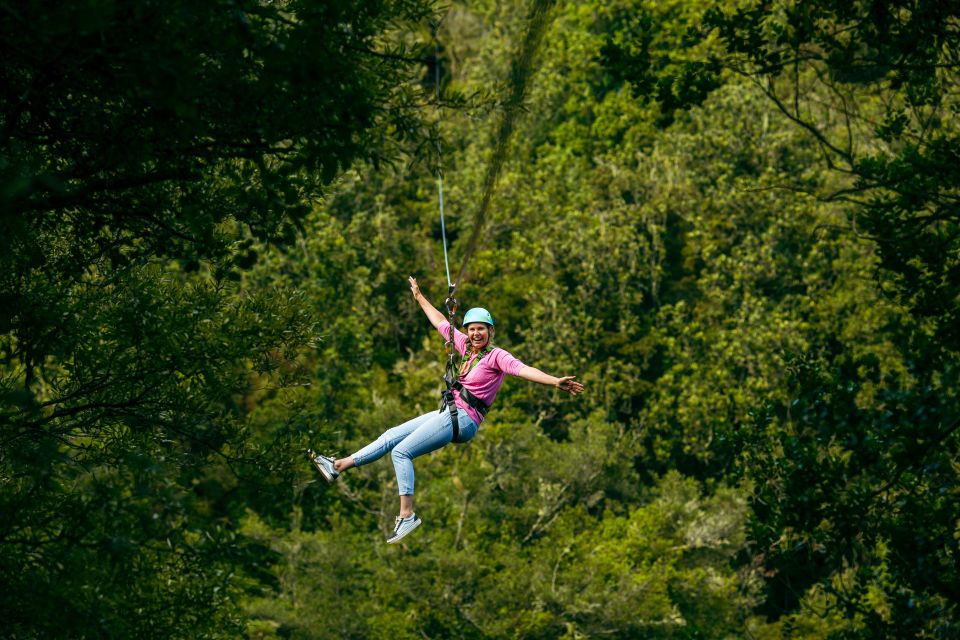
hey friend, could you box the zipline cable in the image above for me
[433,28,453,291]
[432,0,556,324]
[450,0,557,293]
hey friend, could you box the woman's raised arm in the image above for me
[409,276,447,330]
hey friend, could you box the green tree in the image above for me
[0,0,436,635]
[599,0,960,635]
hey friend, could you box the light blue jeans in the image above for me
[351,407,478,495]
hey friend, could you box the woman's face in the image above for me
[465,323,491,351]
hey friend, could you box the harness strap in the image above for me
[439,371,491,441]
[439,323,462,442]
[451,379,489,416]
[440,388,462,442]
[439,382,489,443]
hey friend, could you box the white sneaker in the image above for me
[386,513,422,544]
[308,450,339,482]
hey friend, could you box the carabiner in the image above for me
[445,296,458,317]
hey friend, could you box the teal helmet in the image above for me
[463,307,494,327]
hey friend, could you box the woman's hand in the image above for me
[556,376,585,395]
[518,367,586,395]
[409,276,447,329]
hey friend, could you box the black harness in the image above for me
[439,326,491,442]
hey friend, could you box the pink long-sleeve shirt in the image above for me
[438,321,526,426]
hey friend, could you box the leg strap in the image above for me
[440,389,461,443]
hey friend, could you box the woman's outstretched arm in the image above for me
[409,276,447,330]
[518,366,585,395]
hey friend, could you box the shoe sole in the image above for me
[387,518,421,544]
[307,450,338,482]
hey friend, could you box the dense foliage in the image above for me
[2,0,957,638]
[1,0,433,636]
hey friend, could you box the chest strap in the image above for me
[438,379,490,442]
[451,380,489,416]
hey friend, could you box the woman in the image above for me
[310,276,584,544]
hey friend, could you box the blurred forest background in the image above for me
[2,0,958,638]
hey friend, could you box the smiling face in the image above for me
[465,323,492,352]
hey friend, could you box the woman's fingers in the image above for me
[558,376,585,395]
